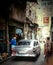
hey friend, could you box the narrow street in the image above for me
[0,53,46,65]
[0,43,53,65]
[0,53,53,65]
[0,43,46,65]
[0,0,53,65]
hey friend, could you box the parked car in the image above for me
[11,39,41,57]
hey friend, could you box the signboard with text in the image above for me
[43,17,49,25]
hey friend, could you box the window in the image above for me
[16,28,23,36]
[34,41,38,46]
[29,10,31,16]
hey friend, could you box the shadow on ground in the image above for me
[12,55,40,62]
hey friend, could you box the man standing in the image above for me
[10,36,17,55]
[10,36,16,45]
[44,37,51,60]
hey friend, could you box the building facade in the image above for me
[25,0,53,43]
[37,0,53,42]
[0,2,26,58]
[26,2,38,39]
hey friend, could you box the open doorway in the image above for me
[51,17,53,41]
[16,28,23,42]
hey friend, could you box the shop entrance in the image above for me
[16,28,23,42]
[51,17,53,41]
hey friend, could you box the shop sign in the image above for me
[43,17,49,25]
[16,29,22,34]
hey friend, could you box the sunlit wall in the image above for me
[37,0,53,41]
[26,0,53,41]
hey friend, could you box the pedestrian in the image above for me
[10,36,17,55]
[10,36,17,45]
[44,37,51,60]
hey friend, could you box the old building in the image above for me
[0,1,26,57]
[26,2,38,39]
[0,0,38,59]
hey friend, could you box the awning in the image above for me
[26,17,38,28]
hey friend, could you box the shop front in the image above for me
[8,20,24,42]
[0,19,8,60]
[27,22,38,40]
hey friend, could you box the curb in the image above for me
[0,56,12,64]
